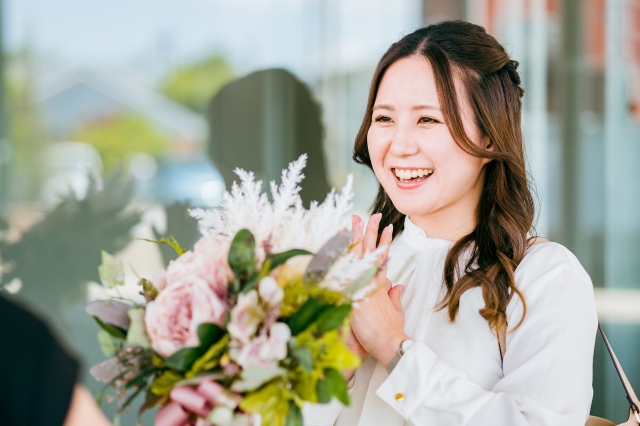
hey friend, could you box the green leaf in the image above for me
[98,250,124,288]
[269,249,313,270]
[165,323,224,372]
[316,378,331,403]
[239,382,291,426]
[342,265,378,296]
[139,236,186,256]
[127,308,151,348]
[315,303,352,332]
[231,367,287,392]
[289,342,313,372]
[150,370,183,396]
[285,401,303,426]
[197,323,225,348]
[139,278,158,301]
[97,330,117,357]
[165,347,202,372]
[93,316,127,340]
[323,368,350,405]
[286,297,331,335]
[124,369,155,389]
[186,334,229,378]
[228,229,258,293]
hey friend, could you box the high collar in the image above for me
[401,216,454,251]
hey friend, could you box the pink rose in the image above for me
[166,236,233,298]
[227,290,263,344]
[145,276,228,358]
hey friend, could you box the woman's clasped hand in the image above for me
[345,213,409,375]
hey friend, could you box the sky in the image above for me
[5,0,422,82]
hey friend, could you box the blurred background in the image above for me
[0,0,638,423]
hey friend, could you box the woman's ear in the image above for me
[481,135,494,164]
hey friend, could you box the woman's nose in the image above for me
[389,126,420,157]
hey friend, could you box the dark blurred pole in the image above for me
[0,0,8,215]
[557,0,585,251]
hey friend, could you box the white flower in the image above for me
[190,154,354,254]
[227,290,263,344]
[258,276,284,306]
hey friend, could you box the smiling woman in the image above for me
[302,20,598,426]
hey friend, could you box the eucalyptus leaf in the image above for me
[93,316,127,340]
[304,233,353,283]
[315,303,352,332]
[288,341,313,372]
[89,357,125,383]
[323,367,350,405]
[98,251,125,288]
[286,297,331,335]
[86,300,131,330]
[342,265,379,297]
[285,401,303,426]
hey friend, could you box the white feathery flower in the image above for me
[319,246,387,298]
[190,154,354,254]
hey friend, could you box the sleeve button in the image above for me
[395,393,405,401]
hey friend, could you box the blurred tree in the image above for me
[0,167,141,326]
[6,48,49,199]
[71,114,170,173]
[160,55,235,113]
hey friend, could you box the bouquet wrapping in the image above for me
[87,155,384,426]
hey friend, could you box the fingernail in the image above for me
[373,213,382,225]
[385,224,393,235]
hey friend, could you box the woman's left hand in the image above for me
[349,214,409,369]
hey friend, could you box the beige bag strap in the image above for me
[498,323,640,425]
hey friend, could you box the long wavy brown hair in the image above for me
[353,21,536,334]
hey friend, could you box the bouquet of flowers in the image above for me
[87,155,384,426]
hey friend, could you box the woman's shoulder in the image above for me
[516,240,594,297]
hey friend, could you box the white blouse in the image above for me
[302,217,598,426]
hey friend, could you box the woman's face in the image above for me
[367,55,490,227]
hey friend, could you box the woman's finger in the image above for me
[362,213,382,253]
[376,223,393,277]
[350,215,364,256]
[388,284,405,311]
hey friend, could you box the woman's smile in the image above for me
[391,167,434,189]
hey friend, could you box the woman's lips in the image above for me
[392,168,433,189]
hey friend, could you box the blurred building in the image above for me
[34,65,207,151]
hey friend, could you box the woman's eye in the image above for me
[419,116,438,124]
[374,115,392,123]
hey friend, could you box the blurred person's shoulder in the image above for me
[0,294,79,426]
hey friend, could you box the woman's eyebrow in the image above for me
[372,104,441,111]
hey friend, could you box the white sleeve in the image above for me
[376,246,598,426]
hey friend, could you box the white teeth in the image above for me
[393,168,433,180]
